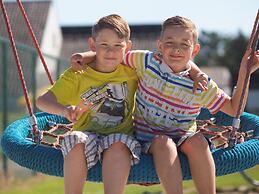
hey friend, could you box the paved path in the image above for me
[0,158,32,179]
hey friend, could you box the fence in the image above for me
[0,36,69,177]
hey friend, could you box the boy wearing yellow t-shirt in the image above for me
[36,14,141,194]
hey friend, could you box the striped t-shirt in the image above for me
[124,50,229,141]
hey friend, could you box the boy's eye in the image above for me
[100,43,108,47]
[165,42,173,46]
[181,43,191,48]
[115,44,123,48]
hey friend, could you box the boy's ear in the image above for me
[192,43,200,58]
[88,37,96,52]
[125,40,132,53]
[156,39,162,53]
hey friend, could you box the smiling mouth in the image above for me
[170,55,182,60]
[105,58,116,61]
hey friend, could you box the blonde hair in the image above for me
[161,16,199,43]
[92,14,130,41]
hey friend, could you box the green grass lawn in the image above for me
[0,166,258,194]
[1,111,258,193]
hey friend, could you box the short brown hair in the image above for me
[161,16,198,43]
[92,14,130,41]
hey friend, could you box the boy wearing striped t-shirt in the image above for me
[70,16,259,194]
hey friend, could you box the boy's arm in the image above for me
[188,61,208,93]
[71,51,96,71]
[220,49,259,116]
[36,91,77,122]
[68,50,145,70]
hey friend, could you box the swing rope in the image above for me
[0,0,58,142]
[0,0,40,142]
[16,0,54,85]
[230,9,259,147]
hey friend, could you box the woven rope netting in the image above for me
[37,118,254,150]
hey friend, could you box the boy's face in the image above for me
[157,26,200,73]
[88,28,131,72]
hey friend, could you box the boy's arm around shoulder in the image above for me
[188,60,208,93]
[123,50,153,71]
[71,51,96,71]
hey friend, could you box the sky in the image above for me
[53,0,258,36]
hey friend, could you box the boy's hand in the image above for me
[242,49,259,74]
[75,100,93,118]
[70,53,87,71]
[62,101,93,123]
[62,105,78,123]
[192,73,208,94]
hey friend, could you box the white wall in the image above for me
[36,4,63,88]
[201,66,232,95]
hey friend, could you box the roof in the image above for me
[61,24,161,58]
[0,0,51,47]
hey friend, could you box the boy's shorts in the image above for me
[139,132,213,154]
[61,131,141,169]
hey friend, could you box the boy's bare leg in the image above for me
[64,143,87,194]
[149,135,183,194]
[180,133,216,194]
[102,142,131,194]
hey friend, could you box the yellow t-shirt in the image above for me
[50,65,137,135]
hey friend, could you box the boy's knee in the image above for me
[72,143,85,152]
[65,143,85,160]
[181,133,208,153]
[150,135,176,154]
[105,142,130,156]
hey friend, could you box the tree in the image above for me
[218,31,248,79]
[195,31,224,67]
[194,30,259,89]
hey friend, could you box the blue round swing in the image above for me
[1,0,259,186]
[1,109,259,184]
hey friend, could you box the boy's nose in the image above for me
[106,46,116,53]
[173,47,181,53]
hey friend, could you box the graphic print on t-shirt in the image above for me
[79,82,129,129]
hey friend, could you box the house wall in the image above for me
[37,4,63,88]
[200,66,232,95]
